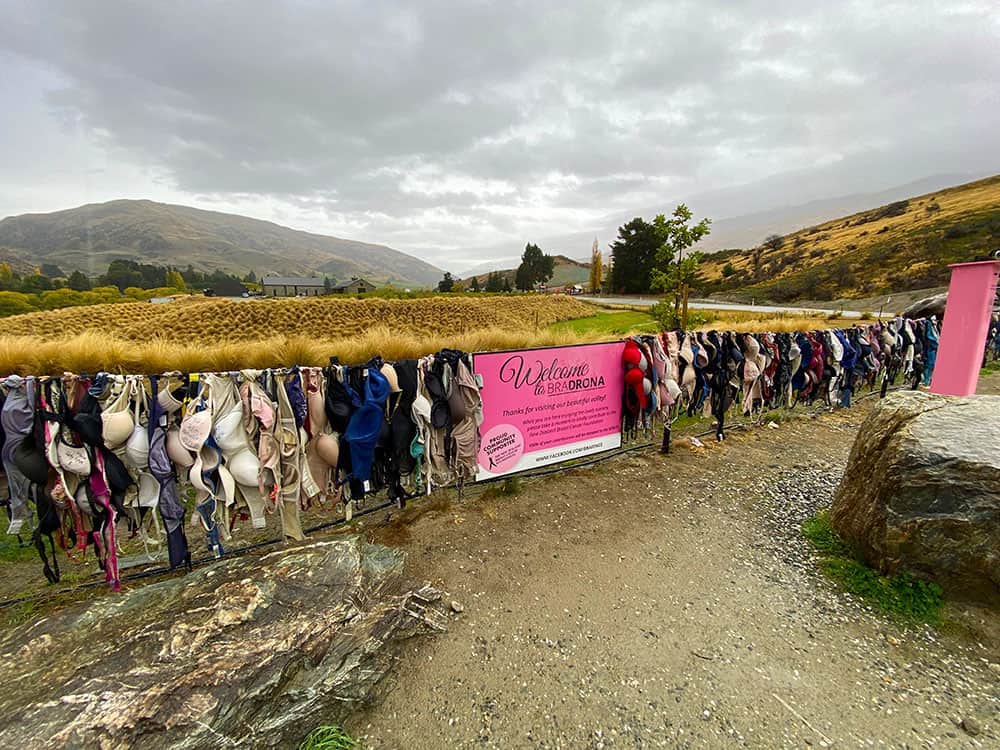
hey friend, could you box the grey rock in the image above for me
[902,292,947,320]
[0,537,445,749]
[960,717,981,736]
[451,600,465,613]
[830,391,1000,603]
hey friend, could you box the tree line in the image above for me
[438,242,555,294]
[0,258,249,294]
[433,205,712,327]
[0,259,256,318]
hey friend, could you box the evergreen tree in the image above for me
[437,272,455,293]
[67,270,92,291]
[470,276,481,292]
[609,218,659,294]
[514,243,555,291]
[485,271,503,292]
[502,276,513,293]
[21,273,54,292]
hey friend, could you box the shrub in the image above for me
[829,259,856,287]
[867,244,893,263]
[721,262,736,277]
[650,300,711,329]
[879,200,909,218]
[39,288,87,310]
[0,291,38,317]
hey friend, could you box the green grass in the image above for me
[668,411,704,430]
[0,535,39,563]
[1,599,40,629]
[549,309,658,337]
[982,358,1000,374]
[299,725,359,750]
[803,511,943,624]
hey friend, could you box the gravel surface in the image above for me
[355,385,1000,749]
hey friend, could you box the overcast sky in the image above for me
[1,0,997,270]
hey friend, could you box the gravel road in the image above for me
[356,381,999,748]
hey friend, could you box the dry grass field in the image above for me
[695,310,861,333]
[0,294,592,374]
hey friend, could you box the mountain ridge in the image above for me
[0,199,443,286]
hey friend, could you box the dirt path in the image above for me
[355,381,1000,749]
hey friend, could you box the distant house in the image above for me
[262,276,326,297]
[330,277,376,294]
[204,279,249,297]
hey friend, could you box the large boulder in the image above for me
[831,391,1000,603]
[0,537,446,749]
[902,292,947,320]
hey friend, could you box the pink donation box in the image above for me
[930,260,1000,396]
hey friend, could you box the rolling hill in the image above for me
[0,199,442,286]
[699,175,1000,302]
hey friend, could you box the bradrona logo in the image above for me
[498,353,607,396]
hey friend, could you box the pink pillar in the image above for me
[929,260,1000,396]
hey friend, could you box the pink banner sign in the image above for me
[473,342,625,479]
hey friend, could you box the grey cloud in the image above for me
[0,0,997,264]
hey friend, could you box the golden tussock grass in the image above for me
[0,296,861,375]
[0,295,593,374]
[696,310,857,333]
[1,294,588,344]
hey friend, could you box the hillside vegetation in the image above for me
[0,294,591,374]
[0,199,442,286]
[699,175,1000,302]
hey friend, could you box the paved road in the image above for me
[579,295,862,318]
